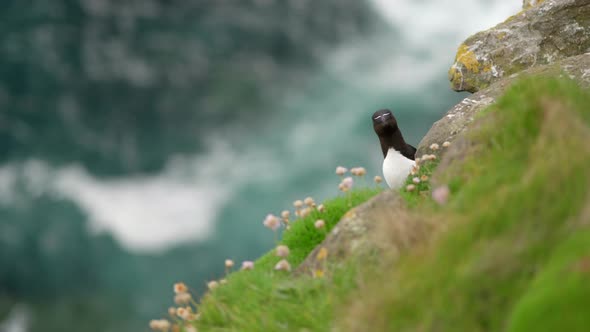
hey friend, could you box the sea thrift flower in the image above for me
[220,279,228,285]
[351,167,367,176]
[316,247,328,261]
[374,175,382,184]
[314,219,325,229]
[186,327,198,332]
[430,143,439,150]
[442,141,451,148]
[293,200,304,208]
[177,307,192,320]
[317,204,326,213]
[207,281,219,290]
[406,184,416,192]
[299,207,312,218]
[274,259,291,272]
[174,282,188,294]
[263,214,280,231]
[168,307,176,317]
[241,261,254,270]
[304,196,316,207]
[281,210,290,220]
[339,177,354,192]
[412,177,420,184]
[335,166,347,176]
[420,175,429,181]
[432,185,450,205]
[275,245,290,257]
[149,319,171,331]
[225,259,234,269]
[174,292,192,305]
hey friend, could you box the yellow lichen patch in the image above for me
[523,0,546,10]
[455,44,480,74]
[496,32,507,40]
[483,63,493,73]
[344,210,356,219]
[448,65,464,90]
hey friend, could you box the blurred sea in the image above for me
[0,0,519,331]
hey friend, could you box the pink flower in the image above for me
[351,167,366,176]
[174,292,192,305]
[281,210,290,220]
[339,177,354,192]
[263,214,280,231]
[432,185,450,205]
[274,259,291,272]
[275,245,290,257]
[207,280,219,290]
[299,207,312,218]
[335,166,348,176]
[374,176,383,184]
[314,219,325,229]
[173,282,188,294]
[149,319,171,331]
[241,261,254,270]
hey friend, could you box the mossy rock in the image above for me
[522,0,547,10]
[449,0,590,92]
[421,53,590,158]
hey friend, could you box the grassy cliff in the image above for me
[154,77,590,331]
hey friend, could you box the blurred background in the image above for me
[0,1,519,331]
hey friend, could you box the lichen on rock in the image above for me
[522,0,547,10]
[423,53,590,158]
[449,0,590,92]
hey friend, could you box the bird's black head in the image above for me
[372,109,398,137]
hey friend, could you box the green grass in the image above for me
[160,77,590,332]
[341,77,590,331]
[192,187,382,331]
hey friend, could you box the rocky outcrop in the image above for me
[448,0,590,92]
[420,53,590,158]
[523,0,547,10]
[297,190,430,275]
[299,0,590,276]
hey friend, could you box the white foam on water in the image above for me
[0,140,282,253]
[0,305,29,332]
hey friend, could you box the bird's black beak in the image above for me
[373,112,391,125]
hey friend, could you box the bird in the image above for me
[372,109,416,189]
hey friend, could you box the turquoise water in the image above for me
[0,0,519,331]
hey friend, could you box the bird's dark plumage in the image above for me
[372,109,416,160]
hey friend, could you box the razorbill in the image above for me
[372,109,416,189]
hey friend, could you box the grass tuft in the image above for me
[341,77,590,331]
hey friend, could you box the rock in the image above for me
[420,53,590,157]
[448,0,590,92]
[296,190,430,275]
[523,0,547,10]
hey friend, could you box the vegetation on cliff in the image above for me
[152,77,590,331]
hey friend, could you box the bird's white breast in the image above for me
[382,148,415,189]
